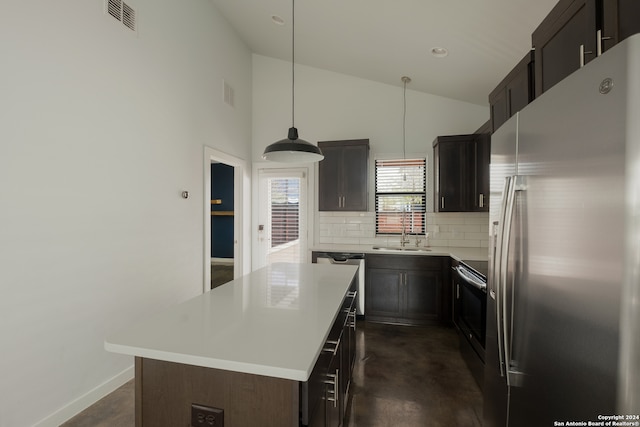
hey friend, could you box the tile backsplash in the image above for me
[318,211,489,248]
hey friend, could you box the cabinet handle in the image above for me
[456,283,460,299]
[349,308,357,329]
[347,291,357,298]
[324,370,339,407]
[479,193,485,208]
[597,30,612,56]
[342,196,346,208]
[441,197,445,209]
[580,44,593,68]
[323,338,341,356]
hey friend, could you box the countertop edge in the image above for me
[310,245,488,261]
[104,341,309,381]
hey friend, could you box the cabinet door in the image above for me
[615,0,640,43]
[318,140,369,211]
[506,52,535,117]
[533,0,598,96]
[325,351,341,427]
[404,269,442,322]
[489,51,534,134]
[489,85,508,134]
[365,268,402,318]
[471,134,490,212]
[366,255,450,325]
[342,143,369,211]
[434,136,471,212]
[318,144,342,211]
[306,352,329,427]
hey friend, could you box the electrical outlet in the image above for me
[191,404,224,427]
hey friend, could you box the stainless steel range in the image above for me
[452,259,488,389]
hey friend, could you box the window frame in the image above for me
[374,158,427,236]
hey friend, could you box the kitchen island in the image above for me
[105,262,359,427]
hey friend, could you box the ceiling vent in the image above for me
[106,0,137,32]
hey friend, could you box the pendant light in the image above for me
[262,0,324,163]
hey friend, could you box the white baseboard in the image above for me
[32,366,134,427]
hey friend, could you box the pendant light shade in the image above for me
[262,127,324,162]
[262,0,323,163]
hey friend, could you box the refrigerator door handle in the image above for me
[502,175,528,388]
[500,175,518,387]
[493,176,513,378]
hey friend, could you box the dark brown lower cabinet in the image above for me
[365,254,451,325]
[135,279,357,427]
[306,281,356,427]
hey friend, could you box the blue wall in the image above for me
[211,163,234,258]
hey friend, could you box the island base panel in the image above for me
[135,357,299,427]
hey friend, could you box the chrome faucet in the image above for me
[400,210,410,247]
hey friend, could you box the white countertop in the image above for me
[105,263,358,382]
[310,244,488,262]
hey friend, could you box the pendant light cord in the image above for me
[291,0,296,129]
[401,76,411,182]
[402,78,407,159]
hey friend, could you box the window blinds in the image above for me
[375,159,426,235]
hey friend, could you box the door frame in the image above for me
[203,146,249,294]
[252,162,317,270]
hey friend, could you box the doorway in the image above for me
[256,169,308,269]
[203,147,248,293]
[210,162,234,289]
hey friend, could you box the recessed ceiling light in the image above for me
[431,47,449,58]
[271,15,285,25]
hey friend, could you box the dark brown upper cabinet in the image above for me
[473,122,491,213]
[318,139,369,211]
[433,132,489,213]
[532,0,640,98]
[616,0,640,43]
[489,51,535,134]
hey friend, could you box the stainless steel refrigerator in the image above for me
[484,33,640,426]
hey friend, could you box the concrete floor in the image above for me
[62,321,482,426]
[346,322,482,427]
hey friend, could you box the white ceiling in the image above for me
[210,0,559,106]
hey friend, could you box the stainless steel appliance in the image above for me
[453,260,487,388]
[484,34,640,426]
[314,252,365,315]
[453,261,487,355]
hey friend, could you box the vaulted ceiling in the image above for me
[211,0,558,106]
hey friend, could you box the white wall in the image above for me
[0,1,252,425]
[252,54,489,247]
[252,54,488,163]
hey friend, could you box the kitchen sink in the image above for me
[371,246,432,252]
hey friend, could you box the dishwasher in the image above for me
[313,252,365,316]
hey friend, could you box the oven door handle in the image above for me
[454,266,487,291]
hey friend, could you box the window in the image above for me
[267,177,302,264]
[269,178,300,247]
[375,158,426,235]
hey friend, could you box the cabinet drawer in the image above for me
[365,254,446,271]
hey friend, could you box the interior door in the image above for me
[256,169,308,268]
